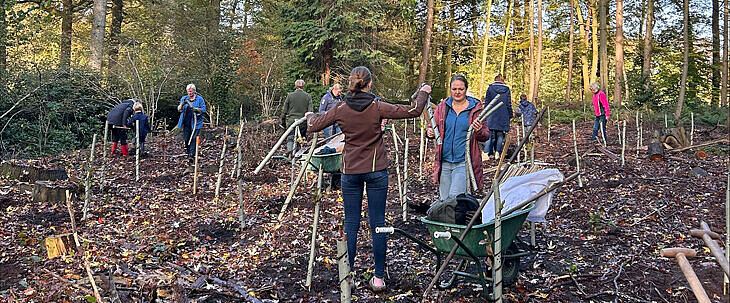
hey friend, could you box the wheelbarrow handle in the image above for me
[433,231,452,239]
[375,227,394,234]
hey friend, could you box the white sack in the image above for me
[482,168,564,223]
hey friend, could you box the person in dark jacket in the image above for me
[305,66,431,292]
[127,102,152,156]
[318,83,343,137]
[483,74,513,160]
[427,75,489,201]
[281,79,312,153]
[516,93,538,128]
[177,84,206,160]
[107,99,135,156]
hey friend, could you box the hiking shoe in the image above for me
[369,277,386,293]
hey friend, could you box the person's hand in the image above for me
[192,107,202,114]
[177,104,183,111]
[380,119,388,132]
[471,120,482,131]
[305,111,314,118]
[420,85,432,94]
[426,127,434,138]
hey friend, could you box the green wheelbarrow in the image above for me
[304,152,342,173]
[376,202,535,297]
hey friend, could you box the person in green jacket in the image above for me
[281,79,312,153]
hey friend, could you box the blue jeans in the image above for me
[341,169,388,278]
[183,127,200,156]
[591,115,607,141]
[484,130,506,155]
[323,124,341,138]
[439,161,466,201]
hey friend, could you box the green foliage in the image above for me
[549,109,586,125]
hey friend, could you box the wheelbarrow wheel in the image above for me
[502,245,521,285]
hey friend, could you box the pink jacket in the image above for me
[592,90,610,117]
[428,98,490,190]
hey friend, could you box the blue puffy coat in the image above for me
[518,98,538,127]
[484,82,513,131]
[127,112,151,140]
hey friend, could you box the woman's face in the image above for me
[450,80,467,102]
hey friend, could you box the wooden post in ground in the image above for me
[236,120,245,229]
[215,128,228,201]
[82,134,97,220]
[193,136,200,194]
[725,165,729,293]
[100,121,108,191]
[278,133,319,221]
[516,123,521,163]
[403,138,409,220]
[419,120,424,180]
[599,119,607,147]
[391,126,403,208]
[664,113,668,128]
[66,191,103,303]
[135,121,140,182]
[690,112,694,146]
[337,237,351,302]
[547,106,551,143]
[621,120,626,165]
[572,120,583,188]
[232,123,243,179]
[491,148,508,303]
[305,165,324,290]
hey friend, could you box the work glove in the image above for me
[192,107,202,114]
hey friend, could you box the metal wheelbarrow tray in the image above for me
[304,152,342,173]
[377,202,536,297]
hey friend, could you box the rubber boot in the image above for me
[121,144,129,157]
[111,142,118,155]
[140,142,146,157]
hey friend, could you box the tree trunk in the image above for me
[675,0,689,123]
[108,0,123,71]
[229,0,239,30]
[614,0,624,106]
[589,4,598,84]
[322,39,332,86]
[59,0,73,71]
[417,0,435,85]
[599,0,608,91]
[642,0,654,91]
[478,0,494,98]
[722,0,728,108]
[533,0,542,102]
[89,0,106,72]
[566,0,575,104]
[576,1,591,105]
[445,2,454,91]
[0,0,6,83]
[500,0,514,76]
[528,0,535,99]
[712,0,720,106]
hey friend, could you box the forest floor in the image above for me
[0,117,729,303]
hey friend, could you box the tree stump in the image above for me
[45,233,76,259]
[648,142,665,161]
[0,163,67,182]
[32,181,75,202]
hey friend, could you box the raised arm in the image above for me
[379,89,430,120]
[306,106,338,132]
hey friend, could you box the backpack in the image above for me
[426,193,482,225]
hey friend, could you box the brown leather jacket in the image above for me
[306,90,429,174]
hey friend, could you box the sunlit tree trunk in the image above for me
[576,1,591,105]
[642,0,654,91]
[0,0,6,82]
[322,39,332,86]
[533,0,542,102]
[674,0,689,123]
[712,0,720,106]
[89,0,106,72]
[614,0,624,106]
[722,0,728,108]
[417,0,435,85]
[566,0,575,104]
[445,3,454,91]
[108,0,123,71]
[528,0,535,99]
[599,0,608,91]
[589,3,598,84]
[500,0,514,76]
[478,0,494,98]
[59,0,73,72]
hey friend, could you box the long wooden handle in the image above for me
[674,253,711,303]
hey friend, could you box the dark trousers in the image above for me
[112,128,128,145]
[592,115,607,141]
[341,169,388,278]
[485,130,506,155]
[183,127,201,156]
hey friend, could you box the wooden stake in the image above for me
[82,134,97,220]
[516,122,521,163]
[403,138,409,221]
[690,112,694,146]
[100,121,108,191]
[66,191,103,303]
[236,121,245,229]
[572,120,583,188]
[664,113,668,128]
[547,106,551,144]
[491,145,508,303]
[391,126,403,209]
[193,136,200,194]
[135,121,140,182]
[215,128,228,201]
[725,165,729,292]
[621,120,626,165]
[337,239,351,302]
[278,133,319,221]
[306,165,324,290]
[419,120,424,180]
[599,119,607,147]
[254,116,308,174]
[231,123,244,179]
